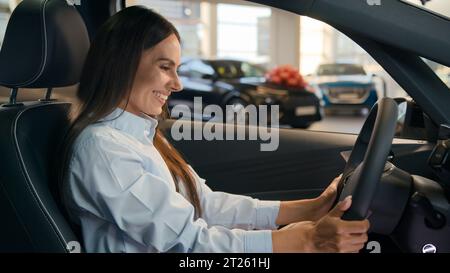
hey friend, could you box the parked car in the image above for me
[309,63,379,114]
[170,59,322,128]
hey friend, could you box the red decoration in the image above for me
[265,64,307,89]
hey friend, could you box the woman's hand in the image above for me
[275,174,342,225]
[313,174,342,220]
[272,196,370,253]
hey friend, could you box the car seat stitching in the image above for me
[13,102,72,252]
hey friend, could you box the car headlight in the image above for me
[264,97,275,104]
[318,85,328,96]
[256,85,288,96]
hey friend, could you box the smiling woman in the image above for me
[53,5,369,253]
[3,0,449,255]
[56,5,206,249]
[123,34,184,117]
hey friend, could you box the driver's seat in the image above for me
[0,0,90,252]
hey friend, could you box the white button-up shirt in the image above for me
[65,108,280,253]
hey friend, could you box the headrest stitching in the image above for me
[17,0,50,87]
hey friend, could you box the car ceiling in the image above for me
[246,0,450,67]
[82,0,450,66]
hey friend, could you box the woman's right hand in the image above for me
[272,196,370,253]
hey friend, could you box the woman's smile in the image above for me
[153,90,169,106]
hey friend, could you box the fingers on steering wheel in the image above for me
[337,219,370,234]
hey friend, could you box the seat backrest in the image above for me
[0,0,90,252]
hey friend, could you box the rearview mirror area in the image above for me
[394,99,438,142]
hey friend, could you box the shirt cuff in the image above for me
[243,230,273,253]
[255,200,281,230]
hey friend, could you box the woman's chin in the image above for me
[150,107,163,116]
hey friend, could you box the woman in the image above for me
[57,6,369,253]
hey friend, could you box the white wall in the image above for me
[269,8,300,69]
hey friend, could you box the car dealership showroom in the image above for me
[0,0,450,255]
[1,0,449,134]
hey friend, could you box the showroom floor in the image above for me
[308,114,366,134]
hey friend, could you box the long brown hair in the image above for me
[57,6,202,217]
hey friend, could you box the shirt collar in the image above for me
[100,108,158,143]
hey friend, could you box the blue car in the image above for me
[309,63,379,114]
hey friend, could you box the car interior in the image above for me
[0,0,449,253]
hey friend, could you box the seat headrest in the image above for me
[0,0,90,88]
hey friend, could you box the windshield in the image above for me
[400,0,450,19]
[210,61,266,79]
[317,64,366,76]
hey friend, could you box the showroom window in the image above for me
[124,0,414,136]
[126,0,272,65]
[299,17,334,76]
[126,0,206,58]
[216,3,271,64]
[298,16,408,134]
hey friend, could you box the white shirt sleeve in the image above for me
[68,135,273,253]
[189,168,280,230]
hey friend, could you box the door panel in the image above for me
[161,120,352,200]
[160,119,434,201]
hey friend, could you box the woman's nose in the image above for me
[171,74,183,92]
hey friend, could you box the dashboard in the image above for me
[428,124,450,191]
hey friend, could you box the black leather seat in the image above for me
[0,0,90,252]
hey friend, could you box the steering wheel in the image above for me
[336,97,399,221]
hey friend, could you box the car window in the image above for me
[177,62,191,77]
[241,62,266,77]
[317,64,366,76]
[212,62,242,79]
[126,0,425,138]
[299,16,411,135]
[187,60,215,79]
[126,0,206,58]
[125,1,413,136]
[208,61,265,79]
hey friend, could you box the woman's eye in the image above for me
[161,66,170,71]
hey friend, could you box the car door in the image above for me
[160,119,435,201]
